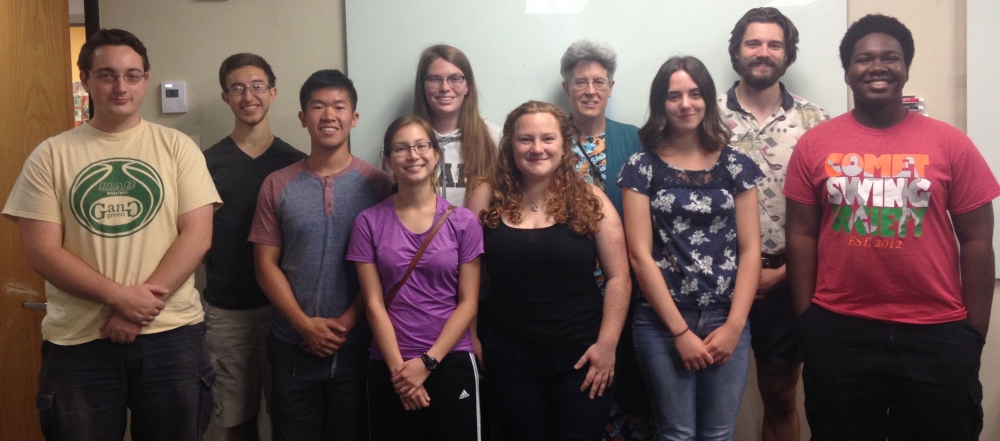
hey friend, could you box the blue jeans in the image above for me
[633,304,750,441]
[36,323,215,441]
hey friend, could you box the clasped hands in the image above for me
[391,358,432,411]
[297,316,351,357]
[101,283,170,344]
[674,322,742,371]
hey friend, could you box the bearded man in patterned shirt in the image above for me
[717,8,829,441]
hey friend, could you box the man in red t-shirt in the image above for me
[784,14,999,441]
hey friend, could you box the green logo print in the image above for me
[70,158,164,237]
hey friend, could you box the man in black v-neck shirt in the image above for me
[203,53,305,441]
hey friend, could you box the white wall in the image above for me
[345,0,848,166]
[969,0,1000,275]
[101,0,346,152]
[968,1,1000,439]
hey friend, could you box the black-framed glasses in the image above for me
[424,74,466,88]
[391,142,434,156]
[571,78,610,90]
[228,83,272,96]
[89,70,147,85]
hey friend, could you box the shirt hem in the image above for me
[812,300,968,325]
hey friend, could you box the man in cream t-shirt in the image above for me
[3,29,221,440]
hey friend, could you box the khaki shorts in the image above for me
[206,304,272,428]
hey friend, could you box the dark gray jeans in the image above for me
[267,333,368,441]
[798,304,985,441]
[36,323,214,441]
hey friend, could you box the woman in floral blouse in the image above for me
[617,56,763,440]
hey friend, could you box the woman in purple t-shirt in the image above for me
[347,116,483,440]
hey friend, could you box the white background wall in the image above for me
[345,0,847,166]
[98,1,998,440]
[968,0,1000,437]
[969,0,1000,275]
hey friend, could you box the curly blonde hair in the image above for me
[480,101,603,236]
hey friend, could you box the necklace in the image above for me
[524,192,541,212]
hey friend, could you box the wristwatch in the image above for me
[420,352,439,371]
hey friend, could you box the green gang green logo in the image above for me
[70,158,164,238]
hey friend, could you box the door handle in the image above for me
[22,302,47,311]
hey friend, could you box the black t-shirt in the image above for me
[203,136,306,309]
[483,220,603,345]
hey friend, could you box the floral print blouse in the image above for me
[616,147,764,310]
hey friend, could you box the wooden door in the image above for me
[0,1,73,439]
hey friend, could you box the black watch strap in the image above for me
[421,352,439,371]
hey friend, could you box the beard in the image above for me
[738,56,786,90]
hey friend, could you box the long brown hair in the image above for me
[382,116,442,193]
[638,56,731,152]
[480,101,603,236]
[413,45,497,197]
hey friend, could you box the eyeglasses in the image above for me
[390,142,433,156]
[88,70,147,85]
[570,78,610,90]
[424,74,466,88]
[228,83,272,96]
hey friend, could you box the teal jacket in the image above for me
[603,118,642,217]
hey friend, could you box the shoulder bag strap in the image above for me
[383,205,456,308]
[571,122,606,187]
[576,141,606,186]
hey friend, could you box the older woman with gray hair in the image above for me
[560,40,642,215]
[561,40,653,441]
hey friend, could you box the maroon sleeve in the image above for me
[355,157,395,201]
[248,173,284,247]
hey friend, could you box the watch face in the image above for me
[422,353,439,370]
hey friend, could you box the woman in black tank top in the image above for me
[467,101,631,441]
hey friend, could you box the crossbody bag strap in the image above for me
[383,205,456,308]
[573,132,606,186]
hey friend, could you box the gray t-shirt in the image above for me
[248,157,393,345]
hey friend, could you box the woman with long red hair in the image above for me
[468,101,630,440]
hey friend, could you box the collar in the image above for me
[725,81,794,112]
[569,114,608,140]
[435,128,461,144]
